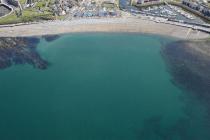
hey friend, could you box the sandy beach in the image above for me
[0,17,209,39]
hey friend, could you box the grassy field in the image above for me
[0,9,54,25]
[0,0,55,25]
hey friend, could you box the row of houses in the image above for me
[182,0,210,17]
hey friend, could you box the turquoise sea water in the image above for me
[0,33,209,140]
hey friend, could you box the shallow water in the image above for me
[0,33,209,140]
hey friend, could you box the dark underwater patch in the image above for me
[161,40,210,104]
[159,40,210,139]
[0,37,48,70]
[42,35,60,42]
[137,116,191,140]
[137,115,210,140]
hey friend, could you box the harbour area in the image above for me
[136,4,204,24]
[131,3,210,32]
[126,0,210,38]
[131,0,210,24]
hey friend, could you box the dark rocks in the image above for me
[0,37,48,70]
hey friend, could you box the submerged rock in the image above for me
[0,37,48,70]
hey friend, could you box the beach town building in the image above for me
[182,0,210,17]
[52,0,78,16]
[101,0,118,8]
[136,0,160,4]
[131,0,160,5]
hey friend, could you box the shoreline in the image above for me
[0,17,209,39]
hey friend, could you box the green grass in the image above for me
[0,13,21,25]
[0,0,60,25]
[19,0,26,5]
[0,9,55,25]
[173,0,181,2]
[35,1,46,8]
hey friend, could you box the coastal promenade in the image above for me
[0,17,209,39]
